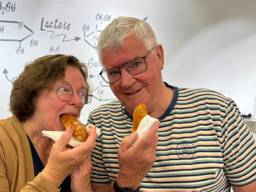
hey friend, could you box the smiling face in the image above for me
[31,66,86,131]
[101,34,165,115]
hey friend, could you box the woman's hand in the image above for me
[70,155,93,192]
[71,126,97,192]
[41,126,96,188]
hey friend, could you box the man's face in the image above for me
[101,34,164,114]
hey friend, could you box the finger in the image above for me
[140,120,159,140]
[146,120,159,138]
[133,121,159,150]
[86,124,101,137]
[120,132,138,153]
[86,124,95,133]
[70,127,97,155]
[54,128,74,151]
[84,126,97,148]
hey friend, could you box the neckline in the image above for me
[123,82,178,120]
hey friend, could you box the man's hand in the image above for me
[117,121,159,189]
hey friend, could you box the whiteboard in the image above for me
[1,0,256,122]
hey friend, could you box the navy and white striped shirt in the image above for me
[89,85,256,191]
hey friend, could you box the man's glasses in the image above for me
[99,47,156,84]
[52,83,88,104]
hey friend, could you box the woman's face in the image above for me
[32,66,86,131]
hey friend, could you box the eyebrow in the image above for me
[53,82,86,90]
[53,81,70,86]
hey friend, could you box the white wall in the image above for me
[1,0,256,122]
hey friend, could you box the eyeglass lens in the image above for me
[55,84,87,103]
[100,47,155,84]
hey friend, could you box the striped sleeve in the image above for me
[221,100,256,185]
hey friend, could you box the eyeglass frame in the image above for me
[51,82,90,104]
[99,46,156,84]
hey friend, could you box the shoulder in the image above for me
[0,116,26,144]
[89,100,123,116]
[0,116,20,135]
[88,100,131,127]
[178,87,232,104]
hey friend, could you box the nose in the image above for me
[119,68,135,87]
[69,91,84,106]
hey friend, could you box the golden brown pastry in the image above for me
[60,114,88,142]
[132,104,148,132]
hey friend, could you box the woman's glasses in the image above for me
[52,83,88,104]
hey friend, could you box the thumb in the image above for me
[150,120,160,134]
[54,128,74,150]
[140,119,159,141]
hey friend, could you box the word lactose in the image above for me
[40,17,71,31]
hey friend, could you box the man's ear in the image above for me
[156,44,164,69]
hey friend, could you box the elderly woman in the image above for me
[0,54,96,192]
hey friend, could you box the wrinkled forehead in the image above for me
[101,49,147,70]
[101,35,148,66]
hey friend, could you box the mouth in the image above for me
[59,113,79,125]
[60,112,78,118]
[124,88,141,96]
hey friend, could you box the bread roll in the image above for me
[60,114,88,141]
[132,104,148,132]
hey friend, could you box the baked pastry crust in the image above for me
[60,114,88,141]
[132,104,148,132]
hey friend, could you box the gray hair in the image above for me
[97,16,158,60]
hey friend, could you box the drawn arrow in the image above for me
[2,68,16,82]
[47,30,81,42]
[83,30,99,49]
[2,69,10,81]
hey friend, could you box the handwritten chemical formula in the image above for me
[0,0,114,104]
